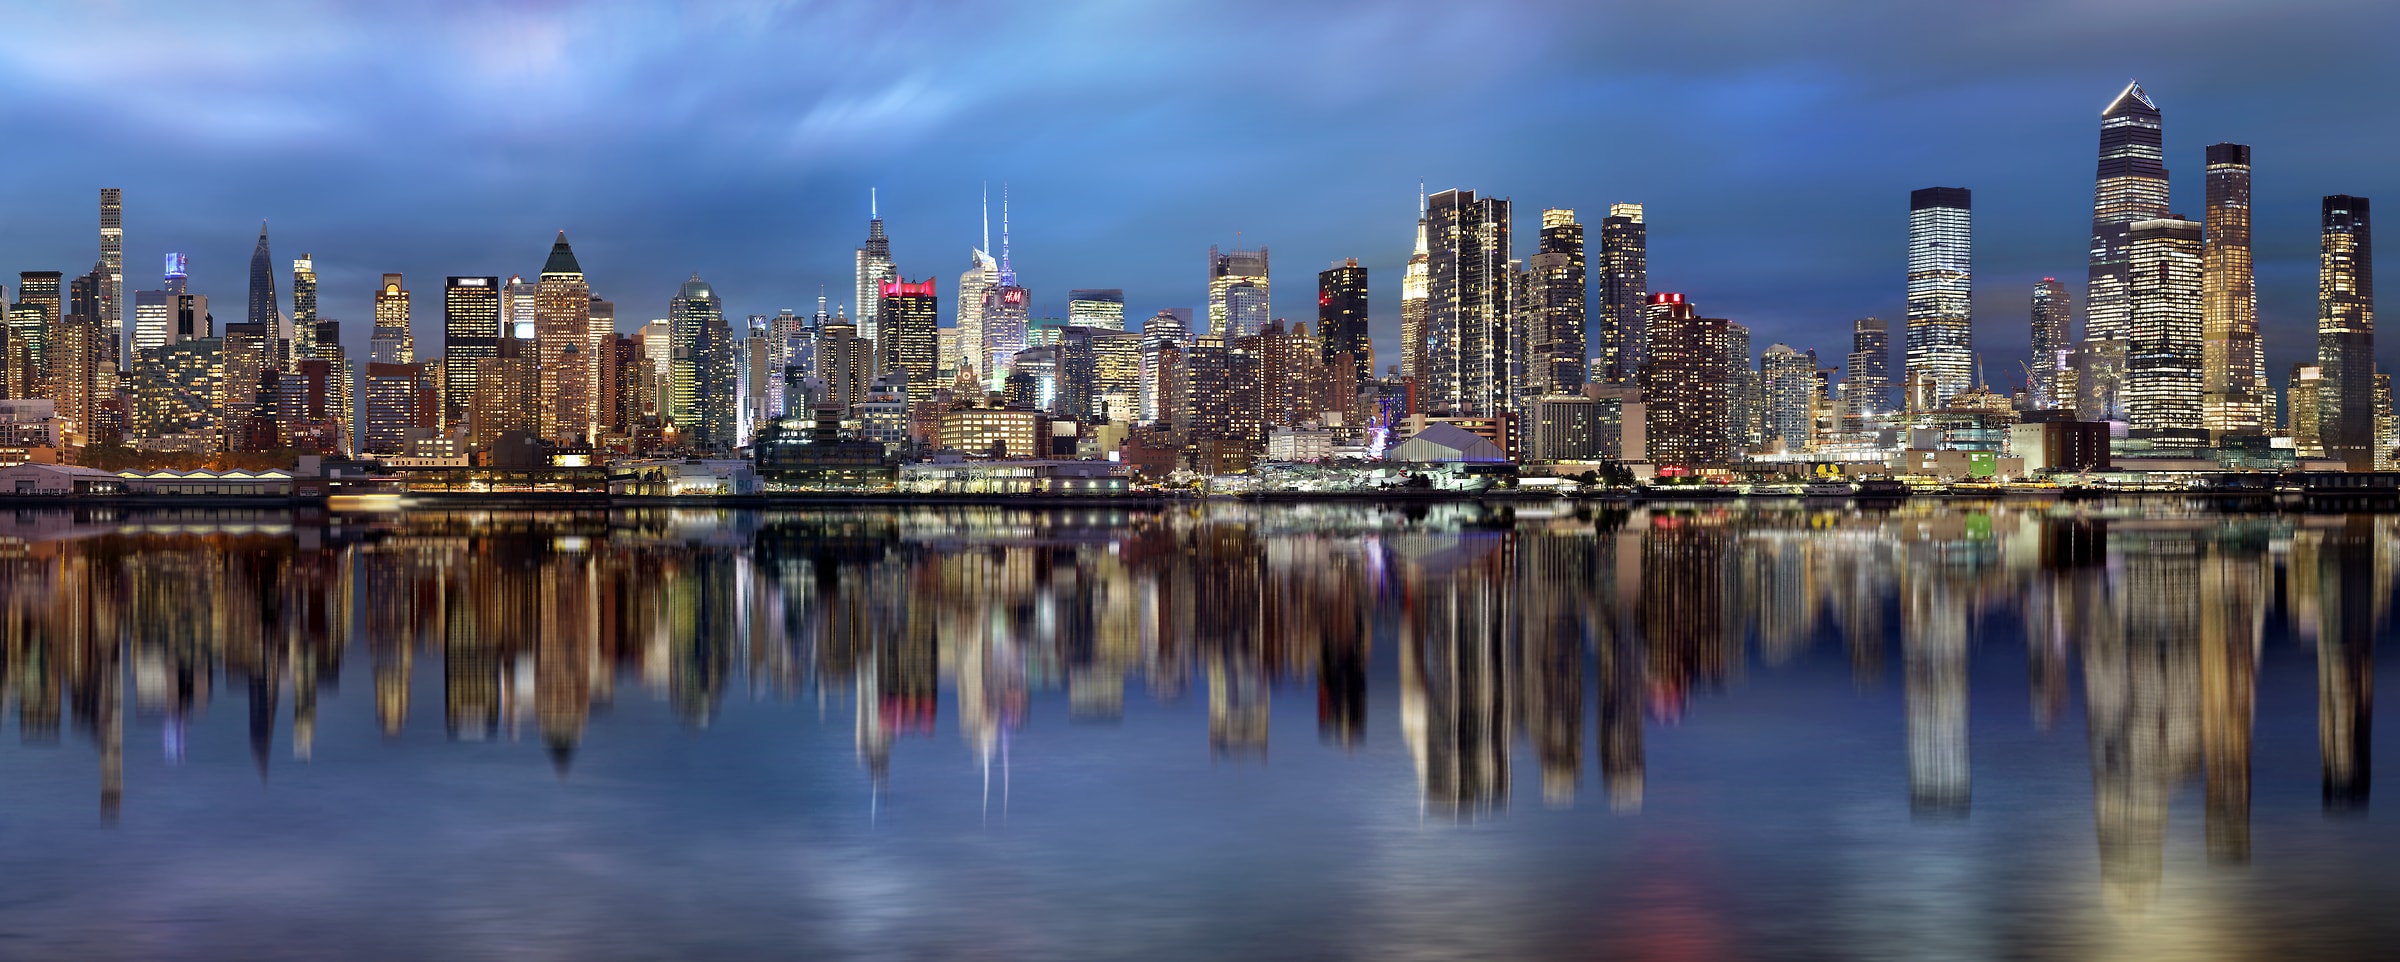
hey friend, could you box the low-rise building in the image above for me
[119,469,296,496]
[898,459,1130,494]
[0,463,124,495]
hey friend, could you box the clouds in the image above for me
[0,0,2393,386]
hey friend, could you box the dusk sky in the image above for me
[1,0,2393,390]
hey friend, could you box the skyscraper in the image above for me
[246,221,283,366]
[1139,308,1190,424]
[1424,188,1513,416]
[536,231,593,444]
[1597,203,1649,384]
[855,189,896,346]
[1317,261,1370,393]
[98,189,122,362]
[1725,321,1756,452]
[2083,81,2170,421]
[2317,195,2375,470]
[2030,279,2072,410]
[668,273,723,430]
[1848,316,1891,416]
[878,277,939,408]
[1529,208,1588,396]
[2124,217,2205,446]
[291,255,320,359]
[2202,144,2265,438]
[1641,293,1731,469]
[1401,189,1431,380]
[1762,343,1814,452]
[1207,244,1270,339]
[1067,289,1126,331]
[371,274,413,364]
[1906,187,1973,407]
[443,276,501,432]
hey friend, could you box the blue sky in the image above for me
[0,0,2392,390]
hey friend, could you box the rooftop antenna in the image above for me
[980,183,990,255]
[999,184,1014,285]
[870,187,878,220]
[1418,179,1427,216]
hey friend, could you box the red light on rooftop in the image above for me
[1649,292,1684,304]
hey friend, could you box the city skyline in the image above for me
[0,3,2392,391]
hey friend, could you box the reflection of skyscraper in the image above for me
[2199,527,2263,862]
[1398,533,1513,817]
[2083,532,2201,911]
[1518,530,1587,807]
[2313,520,2374,813]
[1903,570,1969,818]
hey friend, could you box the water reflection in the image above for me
[1,501,2395,918]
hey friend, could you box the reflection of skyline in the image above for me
[0,503,2392,900]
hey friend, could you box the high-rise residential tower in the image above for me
[99,188,122,362]
[2030,279,2072,410]
[1641,293,1731,468]
[1207,244,1270,340]
[2124,217,2205,446]
[1762,343,1814,451]
[668,273,723,429]
[246,221,282,366]
[2082,81,2170,421]
[1400,188,1430,380]
[443,276,501,431]
[2202,144,2265,437]
[1848,317,1891,417]
[1906,187,1974,407]
[1423,188,1513,416]
[878,277,939,408]
[2317,195,2374,470]
[536,231,594,444]
[855,189,896,347]
[1529,208,1588,396]
[1597,203,1649,384]
[371,274,413,364]
[1317,261,1371,395]
[291,255,320,358]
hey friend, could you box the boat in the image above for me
[1802,481,1855,498]
[1854,479,1911,499]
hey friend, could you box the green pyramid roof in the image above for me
[541,230,582,276]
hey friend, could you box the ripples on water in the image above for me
[0,500,2392,960]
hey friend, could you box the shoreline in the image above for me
[0,487,2380,512]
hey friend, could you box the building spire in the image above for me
[1418,179,1426,217]
[870,187,879,221]
[980,183,990,255]
[999,184,1014,284]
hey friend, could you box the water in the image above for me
[0,500,2392,960]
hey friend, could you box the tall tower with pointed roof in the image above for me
[536,230,594,443]
[855,189,896,349]
[2078,80,2168,421]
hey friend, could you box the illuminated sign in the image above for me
[1002,289,1028,306]
[880,278,937,298]
[164,252,188,277]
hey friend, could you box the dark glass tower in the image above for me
[1597,204,1648,384]
[2317,195,2374,470]
[246,221,282,367]
[1530,208,1587,395]
[1316,260,1370,391]
[1848,316,1891,416]
[2030,279,2072,409]
[877,277,940,408]
[444,276,502,431]
[2082,81,2169,420]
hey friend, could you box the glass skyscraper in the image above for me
[2030,279,2072,410]
[2317,194,2374,470]
[443,276,501,431]
[1597,203,1648,385]
[1315,262,1370,392]
[1847,316,1890,416]
[2083,81,2169,421]
[1906,187,1973,407]
[1529,208,1587,397]
[1207,245,1270,339]
[2124,217,2205,446]
[2201,143,2265,437]
[1423,188,1512,417]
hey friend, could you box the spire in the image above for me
[998,183,1015,287]
[980,183,991,256]
[1418,179,1427,216]
[2104,79,2157,117]
[870,187,879,221]
[542,229,582,276]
